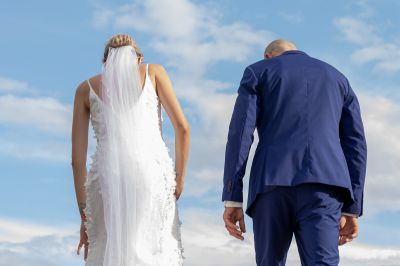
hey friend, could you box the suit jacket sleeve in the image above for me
[222,66,260,202]
[339,80,367,216]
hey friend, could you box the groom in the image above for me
[222,39,367,265]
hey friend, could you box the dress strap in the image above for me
[145,64,149,78]
[87,79,94,91]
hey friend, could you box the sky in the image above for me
[0,0,400,265]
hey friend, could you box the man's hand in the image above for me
[223,207,246,240]
[339,215,359,245]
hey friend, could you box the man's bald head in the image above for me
[264,39,297,59]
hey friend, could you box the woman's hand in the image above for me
[175,182,184,200]
[77,220,89,260]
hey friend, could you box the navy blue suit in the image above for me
[222,50,367,265]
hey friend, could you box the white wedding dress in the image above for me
[83,64,183,266]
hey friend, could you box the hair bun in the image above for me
[109,34,133,48]
[103,34,143,63]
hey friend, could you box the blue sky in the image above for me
[1,0,400,265]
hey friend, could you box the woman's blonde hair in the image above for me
[103,34,143,63]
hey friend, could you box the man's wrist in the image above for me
[224,201,243,208]
[342,212,358,218]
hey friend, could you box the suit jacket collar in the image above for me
[281,50,307,56]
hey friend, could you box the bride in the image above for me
[71,34,190,265]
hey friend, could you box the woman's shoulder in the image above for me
[147,63,168,78]
[87,74,102,86]
[76,74,101,90]
[74,74,101,104]
[145,63,166,71]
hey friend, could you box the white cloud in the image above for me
[0,218,80,266]
[355,0,375,18]
[0,217,75,243]
[0,94,71,134]
[113,0,203,39]
[173,209,400,265]
[0,139,69,162]
[181,209,255,266]
[334,14,400,73]
[1,215,400,266]
[0,77,30,92]
[93,0,273,76]
[339,243,400,265]
[351,44,400,72]
[334,17,381,46]
[279,12,304,24]
[91,7,115,30]
[0,93,72,161]
[0,235,81,266]
[333,3,400,213]
[358,93,400,214]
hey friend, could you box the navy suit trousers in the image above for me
[250,183,344,266]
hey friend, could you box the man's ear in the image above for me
[264,53,271,59]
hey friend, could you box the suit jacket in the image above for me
[222,50,367,217]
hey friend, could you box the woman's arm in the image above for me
[153,64,190,199]
[71,82,90,220]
